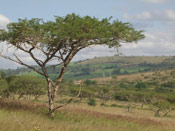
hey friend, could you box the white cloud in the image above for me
[120,31,175,56]
[0,14,10,29]
[123,10,175,21]
[142,0,166,4]
[0,43,118,69]
[123,11,152,20]
[73,45,117,61]
[0,42,48,69]
[165,10,175,20]
[1,32,175,69]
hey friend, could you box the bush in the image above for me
[0,79,9,98]
[115,93,129,101]
[84,79,97,86]
[161,81,175,88]
[9,75,47,100]
[135,81,147,89]
[88,99,96,106]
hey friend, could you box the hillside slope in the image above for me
[2,56,175,80]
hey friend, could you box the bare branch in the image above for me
[46,62,63,68]
[43,47,61,65]
[58,50,64,61]
[14,54,45,76]
[13,45,45,66]
[28,47,44,66]
[0,53,45,76]
[53,81,83,111]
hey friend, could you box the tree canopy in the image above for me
[9,75,46,100]
[0,14,144,71]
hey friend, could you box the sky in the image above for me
[0,0,175,69]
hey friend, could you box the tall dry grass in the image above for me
[0,98,175,131]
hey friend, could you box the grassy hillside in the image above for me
[76,56,170,65]
[2,56,175,80]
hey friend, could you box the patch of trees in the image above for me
[152,101,175,117]
[0,74,47,100]
[161,81,175,88]
[9,75,46,100]
[83,79,97,85]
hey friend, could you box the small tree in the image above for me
[9,75,46,100]
[152,101,174,117]
[0,71,6,79]
[0,79,9,98]
[99,87,110,105]
[135,81,147,89]
[0,13,144,115]
[88,98,96,106]
[84,79,97,86]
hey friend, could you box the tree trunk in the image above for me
[18,94,23,100]
[47,79,54,116]
[27,95,30,101]
[46,52,75,116]
[34,95,39,101]
[155,108,161,117]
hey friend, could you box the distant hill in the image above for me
[1,56,175,80]
[75,56,171,65]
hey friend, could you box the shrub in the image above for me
[88,99,96,106]
[84,79,97,86]
[0,79,9,98]
[135,81,147,89]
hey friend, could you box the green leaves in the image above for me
[0,79,8,93]
[9,75,46,96]
[0,13,144,50]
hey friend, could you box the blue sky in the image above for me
[0,0,175,68]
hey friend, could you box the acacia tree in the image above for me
[9,75,46,100]
[0,79,9,98]
[0,13,144,115]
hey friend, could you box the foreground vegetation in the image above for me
[0,98,175,131]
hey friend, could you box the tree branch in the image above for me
[28,47,44,66]
[53,81,82,112]
[0,53,45,76]
[46,62,63,68]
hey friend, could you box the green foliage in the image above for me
[9,75,46,99]
[5,75,17,83]
[88,98,96,106]
[0,79,9,97]
[0,71,6,79]
[152,101,175,117]
[84,79,97,85]
[119,82,129,89]
[115,93,130,101]
[161,81,175,88]
[0,14,144,51]
[112,69,120,75]
[135,81,147,89]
